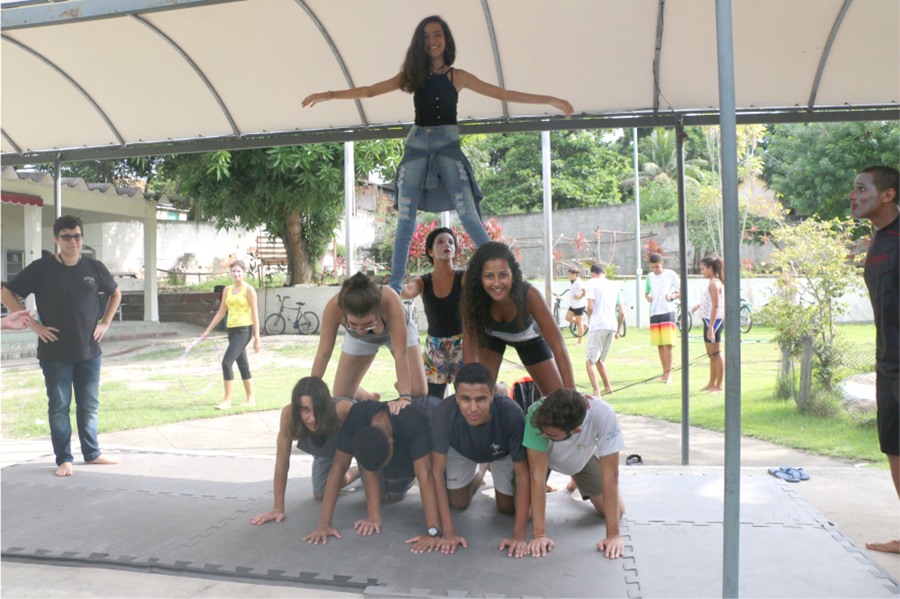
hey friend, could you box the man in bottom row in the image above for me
[288,363,624,558]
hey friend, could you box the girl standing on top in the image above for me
[302,15,573,294]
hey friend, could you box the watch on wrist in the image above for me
[427,526,442,538]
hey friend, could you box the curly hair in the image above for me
[529,388,588,434]
[462,242,527,350]
[399,16,456,94]
[425,227,456,266]
[290,377,340,442]
[338,272,381,317]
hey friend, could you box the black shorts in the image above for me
[703,318,723,344]
[485,335,554,367]
[568,307,585,316]
[876,373,899,456]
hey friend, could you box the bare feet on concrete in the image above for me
[86,455,120,466]
[54,462,73,477]
[866,539,900,553]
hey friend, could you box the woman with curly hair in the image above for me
[250,377,362,524]
[302,15,572,295]
[462,242,574,396]
[402,227,464,398]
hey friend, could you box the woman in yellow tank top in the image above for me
[201,260,261,409]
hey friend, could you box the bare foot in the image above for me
[239,398,256,407]
[86,455,120,465]
[575,342,583,346]
[602,388,614,395]
[700,385,714,391]
[707,386,723,394]
[866,539,900,553]
[214,400,232,410]
[478,462,490,487]
[546,482,559,493]
[662,378,673,385]
[566,477,577,492]
[54,462,73,477]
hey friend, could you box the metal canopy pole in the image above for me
[675,120,690,465]
[53,154,62,219]
[634,127,642,329]
[344,141,354,278]
[715,0,743,595]
[542,131,553,304]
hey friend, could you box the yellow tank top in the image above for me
[224,284,253,328]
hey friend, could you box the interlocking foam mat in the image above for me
[2,450,897,598]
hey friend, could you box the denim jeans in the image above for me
[390,125,491,293]
[40,356,102,465]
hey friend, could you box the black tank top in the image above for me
[422,270,464,337]
[414,69,458,127]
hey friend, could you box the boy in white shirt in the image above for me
[585,264,624,395]
[524,389,626,559]
[565,267,587,345]
[645,253,681,384]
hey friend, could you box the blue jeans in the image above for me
[390,125,492,293]
[40,357,102,465]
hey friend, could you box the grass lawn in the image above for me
[1,324,883,466]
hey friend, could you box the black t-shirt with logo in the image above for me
[431,394,526,463]
[864,215,899,379]
[5,255,117,362]
[337,400,432,479]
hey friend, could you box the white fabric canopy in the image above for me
[1,0,898,164]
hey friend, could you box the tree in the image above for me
[762,121,900,220]
[756,216,864,400]
[34,157,168,193]
[163,141,402,285]
[465,130,629,214]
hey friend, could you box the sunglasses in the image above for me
[57,234,83,242]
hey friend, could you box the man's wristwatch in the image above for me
[427,526,442,538]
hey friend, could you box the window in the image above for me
[6,249,24,280]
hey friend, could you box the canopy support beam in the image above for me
[344,141,355,278]
[1,35,126,148]
[131,14,241,138]
[1,0,244,30]
[808,0,853,111]
[633,127,643,330]
[294,0,368,128]
[675,118,690,465]
[715,0,743,595]
[653,0,666,116]
[480,0,509,120]
[542,131,553,304]
[1,129,23,156]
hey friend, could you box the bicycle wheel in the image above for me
[618,319,627,338]
[569,321,579,337]
[685,310,693,333]
[265,313,286,336]
[298,311,320,335]
[740,305,752,334]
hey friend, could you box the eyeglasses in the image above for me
[345,317,378,332]
[57,234,83,242]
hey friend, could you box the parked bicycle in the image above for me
[265,294,320,335]
[674,299,693,334]
[403,299,419,330]
[739,298,752,334]
[552,289,580,337]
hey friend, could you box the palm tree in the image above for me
[619,128,706,190]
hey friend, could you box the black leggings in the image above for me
[222,326,252,381]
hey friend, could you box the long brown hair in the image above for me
[399,16,456,93]
[290,377,340,441]
[338,272,381,317]
[700,255,724,284]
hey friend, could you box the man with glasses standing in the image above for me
[1,215,122,476]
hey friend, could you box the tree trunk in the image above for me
[282,211,313,285]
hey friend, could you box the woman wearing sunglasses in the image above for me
[312,273,428,404]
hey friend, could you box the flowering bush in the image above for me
[406,217,519,275]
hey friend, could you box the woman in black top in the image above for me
[402,227,464,398]
[302,15,572,295]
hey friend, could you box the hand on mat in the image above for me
[32,322,59,343]
[597,535,624,559]
[388,398,411,415]
[436,533,467,555]
[499,536,530,559]
[528,536,555,558]
[249,509,285,525]
[354,517,381,536]
[405,535,441,554]
[304,524,341,544]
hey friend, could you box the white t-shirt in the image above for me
[569,278,586,309]
[538,397,625,476]
[646,269,681,316]
[587,277,621,331]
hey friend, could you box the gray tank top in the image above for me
[295,397,356,457]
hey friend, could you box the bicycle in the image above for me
[552,289,580,337]
[739,298,752,334]
[265,294,320,335]
[674,299,693,334]
[403,299,419,330]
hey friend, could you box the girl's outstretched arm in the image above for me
[453,70,573,117]
[302,73,403,107]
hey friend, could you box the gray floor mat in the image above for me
[2,451,897,598]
